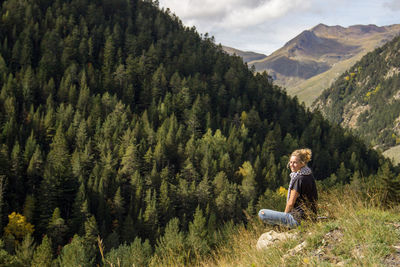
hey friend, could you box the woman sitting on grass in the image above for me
[258,148,318,228]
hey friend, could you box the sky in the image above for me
[158,0,400,55]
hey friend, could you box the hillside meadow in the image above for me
[158,184,400,267]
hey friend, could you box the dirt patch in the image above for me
[313,229,345,264]
[322,229,344,252]
[286,228,345,263]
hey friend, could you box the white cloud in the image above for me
[384,0,400,11]
[159,0,400,55]
[221,0,309,29]
[159,0,311,30]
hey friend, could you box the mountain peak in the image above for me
[311,23,345,36]
[282,29,358,59]
[283,30,319,51]
[312,23,336,31]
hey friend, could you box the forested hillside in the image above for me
[0,0,396,265]
[313,35,400,153]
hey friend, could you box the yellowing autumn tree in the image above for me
[237,161,256,202]
[4,212,34,240]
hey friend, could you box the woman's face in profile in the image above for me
[289,155,304,173]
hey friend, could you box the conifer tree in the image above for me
[104,231,120,252]
[120,213,135,244]
[0,239,17,266]
[84,215,100,262]
[118,144,140,183]
[143,189,158,239]
[215,182,239,221]
[238,161,257,203]
[39,126,75,232]
[187,206,210,257]
[57,235,93,267]
[375,162,400,206]
[154,217,186,265]
[22,194,35,224]
[31,235,52,267]
[102,35,116,91]
[69,182,88,235]
[336,162,350,184]
[158,179,171,225]
[105,237,152,267]
[197,173,212,204]
[112,187,125,224]
[47,208,67,251]
[11,141,24,207]
[15,233,35,266]
[22,66,36,108]
[0,175,6,231]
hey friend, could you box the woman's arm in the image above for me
[284,189,299,213]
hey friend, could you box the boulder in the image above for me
[256,230,297,250]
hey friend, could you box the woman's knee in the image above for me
[258,209,265,219]
[258,209,271,221]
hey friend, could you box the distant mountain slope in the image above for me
[249,23,400,106]
[312,35,400,153]
[222,45,267,63]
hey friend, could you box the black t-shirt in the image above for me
[290,173,318,221]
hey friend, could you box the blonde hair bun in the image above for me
[291,148,312,164]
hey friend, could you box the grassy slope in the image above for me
[289,53,365,107]
[199,189,400,267]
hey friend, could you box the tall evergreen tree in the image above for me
[57,235,93,267]
[47,208,67,251]
[15,233,35,267]
[31,235,53,267]
[38,126,75,232]
[154,217,186,265]
[187,206,209,257]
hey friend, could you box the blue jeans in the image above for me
[258,209,299,228]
